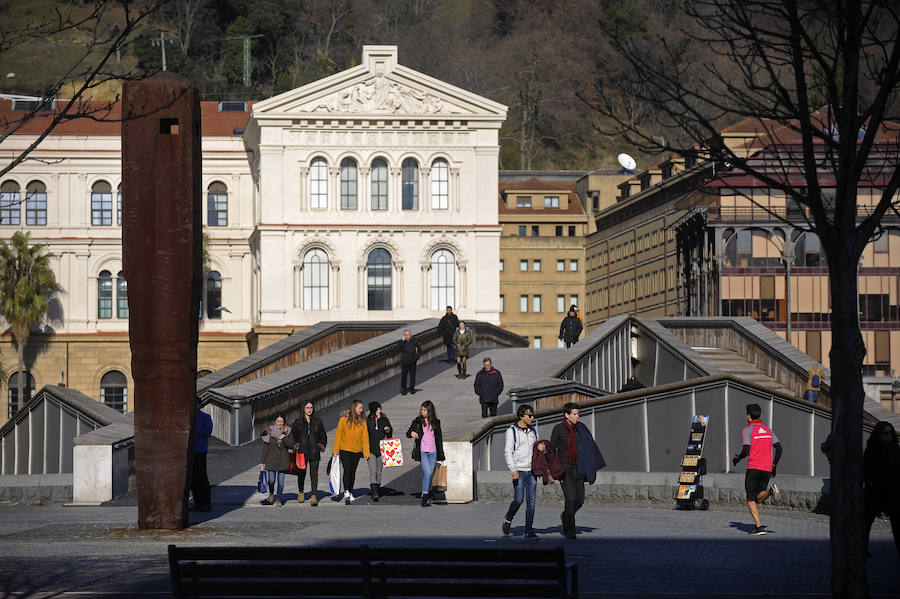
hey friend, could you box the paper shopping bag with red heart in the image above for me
[379,438,404,467]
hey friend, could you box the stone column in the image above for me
[331,261,341,309]
[122,73,201,530]
[395,260,405,309]
[421,261,430,308]
[358,264,366,308]
[421,166,431,214]
[451,167,460,212]
[298,166,309,211]
[458,260,468,308]
[390,166,402,213]
[359,166,370,213]
[328,166,340,211]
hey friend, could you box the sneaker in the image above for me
[349,493,357,503]
[524,530,538,540]
[502,520,511,536]
[749,526,766,535]
[770,482,780,496]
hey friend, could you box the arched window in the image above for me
[310,158,327,209]
[207,181,228,226]
[1,180,20,225]
[402,158,419,210]
[100,370,127,413]
[431,158,449,209]
[116,271,128,319]
[25,181,47,226]
[366,248,392,310]
[340,158,357,210]
[7,371,35,418]
[91,181,113,226]
[98,270,113,319]
[116,184,122,226]
[371,158,388,210]
[206,271,222,319]
[430,249,455,310]
[303,248,329,310]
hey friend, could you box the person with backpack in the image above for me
[559,307,583,348]
[732,403,783,535]
[502,405,539,539]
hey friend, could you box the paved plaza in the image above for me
[1,499,898,598]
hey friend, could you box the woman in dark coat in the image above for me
[259,415,295,506]
[291,401,327,506]
[406,400,445,507]
[366,401,393,502]
[864,421,900,556]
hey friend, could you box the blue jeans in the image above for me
[504,471,536,532]
[421,452,437,496]
[267,470,285,499]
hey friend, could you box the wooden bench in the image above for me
[169,544,578,599]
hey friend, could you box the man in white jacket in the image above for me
[502,404,539,539]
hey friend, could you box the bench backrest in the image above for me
[169,544,574,599]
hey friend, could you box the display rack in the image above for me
[674,414,710,510]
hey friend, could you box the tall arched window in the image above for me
[371,158,388,210]
[340,158,357,210]
[402,158,419,210]
[25,181,47,226]
[7,371,35,418]
[116,271,128,319]
[98,270,113,319]
[91,181,113,225]
[431,158,449,209]
[310,158,328,209]
[207,181,228,226]
[303,248,329,310]
[117,184,122,226]
[367,248,392,310]
[100,370,127,413]
[430,249,455,310]
[1,180,20,225]
[206,271,222,319]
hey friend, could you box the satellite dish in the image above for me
[618,153,637,171]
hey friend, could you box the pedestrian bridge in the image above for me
[2,316,896,505]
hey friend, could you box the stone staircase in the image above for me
[691,346,795,396]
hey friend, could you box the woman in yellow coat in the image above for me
[333,399,370,504]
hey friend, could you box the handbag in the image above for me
[379,438,404,468]
[288,451,307,474]
[328,455,343,494]
[257,470,268,494]
[430,464,448,492]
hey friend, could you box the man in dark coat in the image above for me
[550,402,605,539]
[190,407,214,511]
[398,329,422,395]
[473,357,504,418]
[559,307,583,348]
[438,306,460,363]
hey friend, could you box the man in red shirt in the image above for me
[733,403,783,535]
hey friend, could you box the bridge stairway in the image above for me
[691,346,794,396]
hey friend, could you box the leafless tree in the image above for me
[0,0,168,180]
[583,1,899,596]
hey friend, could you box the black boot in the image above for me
[371,484,379,502]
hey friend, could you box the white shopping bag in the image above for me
[328,454,343,494]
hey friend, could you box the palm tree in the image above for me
[0,231,56,414]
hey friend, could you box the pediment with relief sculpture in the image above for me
[251,46,506,120]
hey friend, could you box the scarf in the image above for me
[564,420,577,464]
[270,424,284,442]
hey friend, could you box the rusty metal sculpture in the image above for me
[122,73,202,530]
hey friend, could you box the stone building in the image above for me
[0,45,507,423]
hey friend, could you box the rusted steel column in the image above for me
[122,73,202,530]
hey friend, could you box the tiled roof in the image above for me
[497,178,585,214]
[0,99,254,137]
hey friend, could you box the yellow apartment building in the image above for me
[498,173,589,348]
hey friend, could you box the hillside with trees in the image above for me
[0,0,688,171]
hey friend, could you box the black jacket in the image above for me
[559,315,583,344]
[550,421,605,483]
[438,313,460,344]
[291,416,327,463]
[473,368,504,405]
[398,338,422,365]
[406,417,445,462]
[367,414,394,456]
